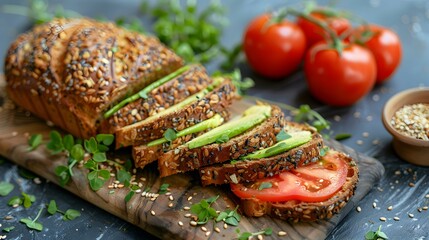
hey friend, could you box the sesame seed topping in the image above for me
[257,235,264,240]
[169,195,174,201]
[387,206,393,211]
[214,227,220,233]
[356,206,362,212]
[178,221,183,226]
[184,213,191,218]
[409,213,414,218]
[187,196,193,201]
[223,223,228,229]
[151,210,155,216]
[183,206,190,210]
[425,194,429,198]
[393,216,400,221]
[278,231,287,236]
[190,221,197,226]
[379,217,387,222]
[423,206,428,210]
[373,202,377,208]
[168,203,173,208]
[205,231,211,237]
[201,226,208,232]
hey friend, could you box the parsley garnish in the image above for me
[8,192,36,208]
[236,228,272,240]
[365,226,388,240]
[0,182,14,196]
[158,183,170,194]
[216,206,241,226]
[164,129,177,142]
[190,195,219,225]
[2,226,15,232]
[276,130,291,142]
[20,206,44,231]
[334,133,352,141]
[212,69,254,96]
[27,134,42,151]
[258,182,272,191]
[47,200,81,221]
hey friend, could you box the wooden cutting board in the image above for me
[0,76,384,240]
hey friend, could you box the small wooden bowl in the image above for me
[382,87,429,166]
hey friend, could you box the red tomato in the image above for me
[243,14,306,79]
[350,25,402,83]
[297,12,351,50]
[304,42,377,106]
[231,151,348,202]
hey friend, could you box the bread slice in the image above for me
[5,18,184,138]
[158,105,285,177]
[199,122,324,186]
[115,79,236,148]
[99,64,211,133]
[239,150,359,223]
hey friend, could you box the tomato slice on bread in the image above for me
[231,150,348,202]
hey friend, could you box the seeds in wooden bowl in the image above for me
[390,103,429,140]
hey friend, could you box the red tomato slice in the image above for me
[231,151,348,202]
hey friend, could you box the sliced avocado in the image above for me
[186,105,272,149]
[104,65,191,119]
[147,114,224,147]
[241,131,312,160]
[119,77,225,131]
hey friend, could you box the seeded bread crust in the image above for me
[199,122,323,186]
[99,64,211,133]
[157,105,284,177]
[115,79,237,148]
[4,18,183,138]
[132,131,207,169]
[240,150,359,223]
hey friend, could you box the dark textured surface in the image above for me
[0,0,428,239]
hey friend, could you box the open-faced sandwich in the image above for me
[4,18,359,223]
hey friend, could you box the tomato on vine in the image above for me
[349,24,402,83]
[304,41,377,106]
[296,10,351,50]
[243,13,306,79]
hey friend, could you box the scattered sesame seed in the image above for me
[418,208,423,212]
[223,223,228,229]
[257,235,264,240]
[356,140,364,145]
[184,206,190,210]
[379,217,387,222]
[205,231,211,237]
[362,132,369,137]
[366,116,373,121]
[423,206,428,210]
[33,177,42,184]
[214,227,220,233]
[353,112,361,118]
[393,217,400,221]
[372,94,380,102]
[135,189,141,193]
[185,213,191,218]
[372,139,380,145]
[334,115,341,122]
[395,170,401,175]
[278,231,287,236]
[216,210,220,214]
[168,203,173,208]
[408,213,414,218]
[114,180,120,184]
[409,182,415,187]
[141,192,147,197]
[178,221,183,226]
[190,221,197,226]
[377,187,384,192]
[187,196,193,201]
[4,215,13,220]
[425,194,429,198]
[151,210,155,216]
[169,195,174,201]
[387,206,393,211]
[373,202,377,208]
[201,226,207,232]
[356,206,362,212]
[165,192,172,196]
[12,204,19,208]
[150,197,156,201]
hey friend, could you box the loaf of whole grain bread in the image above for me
[4,18,183,138]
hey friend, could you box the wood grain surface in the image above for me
[0,76,384,240]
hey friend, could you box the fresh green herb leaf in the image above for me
[116,169,131,187]
[89,178,105,191]
[0,181,14,196]
[47,130,64,154]
[237,228,273,240]
[63,209,81,220]
[93,152,107,162]
[54,165,71,186]
[163,129,177,142]
[216,212,228,222]
[213,69,254,96]
[27,134,42,151]
[320,146,330,157]
[258,182,272,191]
[47,200,58,215]
[158,183,169,194]
[20,206,44,231]
[124,190,135,203]
[63,134,74,152]
[2,226,15,232]
[96,134,114,146]
[216,206,240,226]
[70,144,84,161]
[84,159,97,170]
[84,137,98,153]
[88,170,110,191]
[334,133,352,141]
[190,195,219,225]
[8,196,22,206]
[276,130,291,142]
[216,134,229,144]
[22,192,36,209]
[365,226,388,240]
